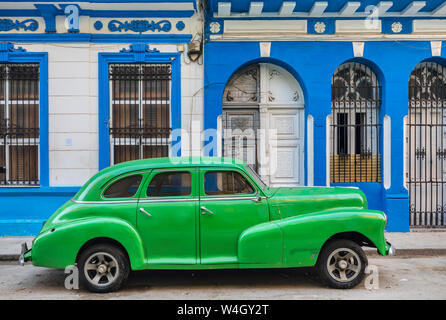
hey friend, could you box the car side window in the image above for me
[147,172,192,197]
[204,171,255,196]
[103,175,142,198]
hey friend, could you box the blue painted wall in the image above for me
[203,40,446,232]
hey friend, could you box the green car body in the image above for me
[24,157,392,272]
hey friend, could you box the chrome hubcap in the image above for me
[84,252,119,287]
[327,248,361,283]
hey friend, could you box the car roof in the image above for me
[72,157,249,201]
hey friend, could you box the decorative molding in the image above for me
[0,42,27,61]
[413,19,446,33]
[224,20,307,35]
[119,43,160,62]
[0,19,38,32]
[213,1,446,18]
[279,2,296,16]
[336,20,382,34]
[431,41,442,57]
[175,21,185,31]
[94,21,103,31]
[209,21,221,33]
[352,41,365,57]
[108,19,172,33]
[314,22,326,33]
[34,4,57,33]
[391,22,403,33]
[259,42,271,57]
[249,2,264,16]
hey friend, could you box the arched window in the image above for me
[408,62,446,227]
[330,62,381,183]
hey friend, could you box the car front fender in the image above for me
[274,209,387,267]
[31,217,146,270]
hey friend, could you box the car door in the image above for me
[137,168,198,265]
[199,168,269,264]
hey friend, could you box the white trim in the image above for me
[213,0,446,18]
[310,2,328,17]
[376,1,395,15]
[326,114,331,187]
[217,2,232,17]
[340,2,361,16]
[433,2,446,15]
[353,41,365,57]
[431,41,442,56]
[223,20,307,35]
[414,19,446,33]
[383,115,391,190]
[249,2,264,17]
[336,20,382,34]
[403,115,408,190]
[259,42,271,57]
[307,114,314,186]
[279,2,296,16]
[211,33,446,41]
[402,1,426,16]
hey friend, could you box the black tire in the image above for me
[316,239,368,289]
[78,243,130,293]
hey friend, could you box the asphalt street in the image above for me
[0,255,445,300]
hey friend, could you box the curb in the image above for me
[2,249,446,262]
[0,254,20,262]
[365,248,446,257]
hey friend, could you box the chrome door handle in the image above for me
[200,206,215,215]
[139,208,152,217]
[251,196,263,203]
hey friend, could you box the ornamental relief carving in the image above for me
[108,20,172,33]
[0,19,39,32]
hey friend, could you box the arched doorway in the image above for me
[221,63,305,187]
[330,62,381,183]
[408,61,446,228]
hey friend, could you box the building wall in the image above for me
[203,40,446,232]
[0,1,204,235]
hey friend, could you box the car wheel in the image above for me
[316,239,367,289]
[78,244,130,293]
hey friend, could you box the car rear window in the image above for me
[103,175,142,198]
[146,172,192,197]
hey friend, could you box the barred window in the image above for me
[0,64,39,186]
[109,64,172,164]
[330,63,381,183]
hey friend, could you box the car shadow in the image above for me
[123,267,325,291]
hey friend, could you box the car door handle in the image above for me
[200,206,215,215]
[139,208,152,217]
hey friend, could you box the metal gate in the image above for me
[0,64,40,185]
[222,109,260,171]
[109,63,172,164]
[408,62,446,228]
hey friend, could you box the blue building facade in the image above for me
[0,0,445,235]
[203,0,446,232]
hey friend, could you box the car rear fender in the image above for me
[31,217,146,270]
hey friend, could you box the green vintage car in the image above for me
[20,157,394,292]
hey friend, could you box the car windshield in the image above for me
[245,165,268,191]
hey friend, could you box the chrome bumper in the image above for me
[386,242,396,256]
[19,242,30,266]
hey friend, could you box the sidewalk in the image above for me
[1,232,446,261]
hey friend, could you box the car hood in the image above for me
[267,186,368,219]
